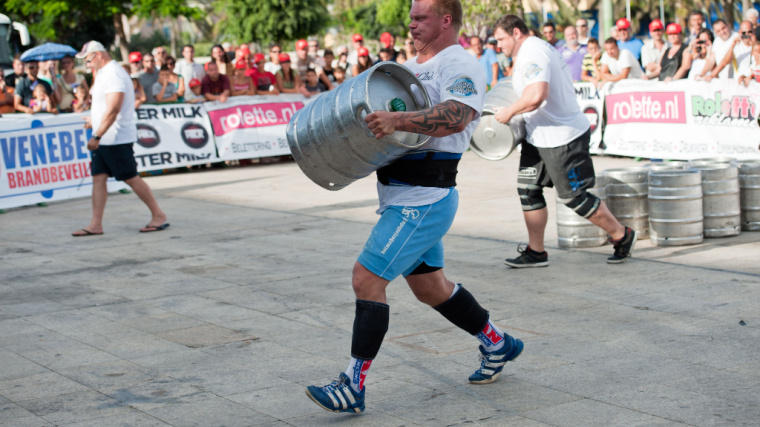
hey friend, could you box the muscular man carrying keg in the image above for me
[492,15,638,267]
[305,0,523,413]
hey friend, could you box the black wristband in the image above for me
[93,135,101,140]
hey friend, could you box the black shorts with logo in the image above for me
[517,129,594,200]
[91,143,139,181]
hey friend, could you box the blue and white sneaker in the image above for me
[469,334,524,384]
[305,373,365,413]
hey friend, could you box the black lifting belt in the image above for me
[377,152,462,188]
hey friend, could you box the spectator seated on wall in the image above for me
[600,37,645,84]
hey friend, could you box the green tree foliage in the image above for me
[215,0,329,46]
[461,0,515,39]
[376,0,412,37]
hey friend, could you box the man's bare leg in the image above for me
[123,175,167,228]
[72,173,108,235]
[524,207,548,252]
[587,201,625,240]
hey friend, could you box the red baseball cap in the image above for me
[616,18,631,30]
[129,52,142,63]
[253,53,266,63]
[380,32,393,47]
[666,23,682,35]
[352,33,364,42]
[649,20,664,31]
[239,45,251,55]
[296,39,308,51]
[357,47,369,57]
[235,59,247,69]
[278,53,291,63]
[188,78,201,88]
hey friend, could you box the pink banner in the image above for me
[605,91,686,124]
[206,102,304,136]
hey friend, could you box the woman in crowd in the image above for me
[690,29,716,80]
[231,60,256,96]
[352,47,372,77]
[55,55,88,112]
[165,56,185,101]
[132,78,147,109]
[657,23,692,81]
[212,44,233,78]
[265,44,282,74]
[276,53,302,94]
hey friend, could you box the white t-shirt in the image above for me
[175,59,205,101]
[734,41,753,70]
[512,36,589,148]
[90,60,136,146]
[641,39,670,69]
[600,49,644,79]
[376,44,486,212]
[712,32,739,78]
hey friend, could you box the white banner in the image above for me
[0,113,125,210]
[602,79,760,160]
[573,82,605,153]
[204,94,310,160]
[134,103,218,171]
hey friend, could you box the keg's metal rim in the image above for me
[361,62,433,150]
[469,108,521,161]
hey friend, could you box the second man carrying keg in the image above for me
[492,15,638,267]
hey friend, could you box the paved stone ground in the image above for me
[1,152,759,426]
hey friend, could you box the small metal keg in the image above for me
[556,175,608,248]
[603,167,650,239]
[690,163,741,238]
[470,79,526,160]
[286,62,432,191]
[648,169,704,246]
[739,160,760,231]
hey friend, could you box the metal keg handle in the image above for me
[355,103,376,138]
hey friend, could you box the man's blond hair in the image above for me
[416,0,463,31]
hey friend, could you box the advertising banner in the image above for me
[204,94,308,160]
[0,114,125,210]
[573,82,606,153]
[602,79,760,160]
[134,103,218,171]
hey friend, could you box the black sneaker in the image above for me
[504,244,548,268]
[607,227,638,264]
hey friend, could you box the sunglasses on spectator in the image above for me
[741,31,753,35]
[271,49,281,53]
[166,61,175,66]
[577,24,587,27]
[696,40,706,44]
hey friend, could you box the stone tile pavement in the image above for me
[1,152,759,426]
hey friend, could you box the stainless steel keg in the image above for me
[690,163,741,238]
[604,167,650,239]
[286,62,432,191]
[739,160,760,231]
[648,169,704,246]
[556,175,608,248]
[469,79,526,161]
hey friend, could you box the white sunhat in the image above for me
[75,41,107,59]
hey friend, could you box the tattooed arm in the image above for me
[364,99,477,140]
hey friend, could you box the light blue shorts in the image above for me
[358,189,459,281]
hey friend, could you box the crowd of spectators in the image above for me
[4,11,760,117]
[545,10,760,86]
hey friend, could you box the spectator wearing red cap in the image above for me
[128,52,143,77]
[542,22,566,50]
[185,78,204,103]
[230,59,256,96]
[201,61,230,103]
[651,23,692,82]
[600,37,644,83]
[641,20,669,78]
[379,32,399,62]
[295,38,333,91]
[276,53,303,94]
[347,33,365,67]
[616,18,644,61]
[351,46,373,77]
[252,53,279,95]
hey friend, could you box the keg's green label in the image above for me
[390,98,406,112]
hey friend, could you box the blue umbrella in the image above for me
[20,43,78,62]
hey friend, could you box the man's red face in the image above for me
[408,0,444,50]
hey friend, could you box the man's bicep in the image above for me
[105,91,125,111]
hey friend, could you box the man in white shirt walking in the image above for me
[493,16,638,267]
[71,41,168,237]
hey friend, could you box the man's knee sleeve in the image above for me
[518,184,546,211]
[432,285,489,336]
[351,300,390,360]
[565,191,601,218]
